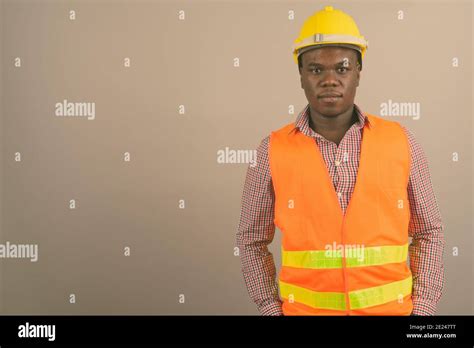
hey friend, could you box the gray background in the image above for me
[0,0,472,314]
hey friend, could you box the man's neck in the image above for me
[308,105,357,145]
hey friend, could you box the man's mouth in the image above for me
[318,93,342,103]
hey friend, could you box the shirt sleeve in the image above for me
[236,135,283,316]
[402,126,445,315]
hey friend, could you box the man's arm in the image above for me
[236,136,283,316]
[403,126,445,315]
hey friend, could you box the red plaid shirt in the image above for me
[237,103,445,316]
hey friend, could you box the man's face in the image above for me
[299,46,360,117]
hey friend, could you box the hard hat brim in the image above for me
[297,43,362,57]
[293,33,368,63]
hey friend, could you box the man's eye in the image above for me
[310,68,321,74]
[337,67,348,73]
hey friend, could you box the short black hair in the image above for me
[298,49,362,72]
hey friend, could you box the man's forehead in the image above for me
[302,46,358,61]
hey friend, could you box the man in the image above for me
[236,6,445,315]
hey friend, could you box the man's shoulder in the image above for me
[256,122,296,158]
[271,122,296,135]
[364,113,422,158]
[364,113,409,134]
[365,112,399,126]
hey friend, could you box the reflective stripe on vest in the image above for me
[282,243,408,269]
[279,276,412,311]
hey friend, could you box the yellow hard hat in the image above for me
[293,6,368,64]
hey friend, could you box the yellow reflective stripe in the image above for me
[279,276,412,311]
[349,276,412,310]
[279,280,347,311]
[282,244,408,269]
[282,247,343,268]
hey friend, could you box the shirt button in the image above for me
[335,160,341,166]
[337,192,342,198]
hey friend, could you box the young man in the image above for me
[236,6,445,316]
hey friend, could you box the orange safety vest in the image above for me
[269,113,413,315]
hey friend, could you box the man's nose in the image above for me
[320,70,339,87]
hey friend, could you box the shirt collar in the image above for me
[288,103,372,136]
